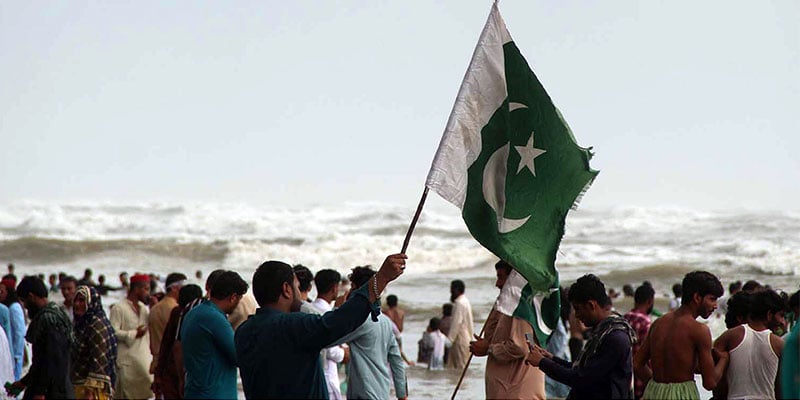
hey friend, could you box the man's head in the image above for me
[742,280,763,293]
[567,274,611,327]
[129,274,152,304]
[119,272,129,286]
[442,303,453,317]
[195,270,203,280]
[313,269,341,301]
[751,289,788,333]
[634,284,655,314]
[349,266,375,290]
[622,284,635,297]
[672,283,683,298]
[7,264,13,274]
[48,274,57,285]
[205,269,226,297]
[293,265,314,300]
[16,276,48,316]
[98,274,106,285]
[428,317,441,332]
[386,294,398,308]
[165,272,188,297]
[83,268,93,279]
[210,271,249,314]
[725,291,753,329]
[179,284,203,309]
[494,260,513,290]
[450,280,466,303]
[729,280,742,296]
[681,271,723,318]
[253,261,302,312]
[60,275,78,306]
[790,290,800,317]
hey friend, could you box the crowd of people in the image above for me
[0,256,412,400]
[0,257,798,400]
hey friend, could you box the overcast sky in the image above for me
[1,1,797,211]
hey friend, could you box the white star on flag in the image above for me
[515,133,546,176]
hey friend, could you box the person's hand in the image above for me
[531,344,553,359]
[4,381,24,397]
[376,254,407,285]
[469,334,489,357]
[525,347,545,367]
[152,376,162,397]
[712,348,729,363]
[342,346,350,364]
[135,325,148,338]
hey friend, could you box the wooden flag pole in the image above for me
[450,317,490,400]
[400,186,430,254]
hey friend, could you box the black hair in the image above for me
[729,280,742,293]
[210,271,249,300]
[178,284,203,308]
[61,275,78,286]
[622,284,635,297]
[495,260,513,274]
[349,266,375,289]
[442,303,453,317]
[314,269,341,296]
[84,268,93,277]
[750,289,788,321]
[1,282,18,307]
[559,287,570,323]
[681,271,723,306]
[672,283,683,297]
[790,290,800,310]
[725,291,754,329]
[386,294,398,307]
[165,273,188,290]
[634,284,655,305]
[17,276,48,299]
[429,317,441,331]
[252,261,294,306]
[293,265,314,293]
[451,280,466,295]
[567,274,611,307]
[206,269,226,292]
[98,275,106,283]
[742,280,763,293]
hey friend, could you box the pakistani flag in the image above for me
[426,3,598,345]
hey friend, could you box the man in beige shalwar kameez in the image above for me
[470,261,546,399]
[110,274,153,399]
[447,279,474,370]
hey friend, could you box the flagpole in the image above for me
[450,316,490,400]
[400,186,429,254]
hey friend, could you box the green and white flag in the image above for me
[426,3,598,345]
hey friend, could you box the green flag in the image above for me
[426,3,598,344]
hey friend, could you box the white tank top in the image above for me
[726,324,779,400]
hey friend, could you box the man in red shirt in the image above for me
[624,284,655,400]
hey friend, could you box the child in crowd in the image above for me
[418,317,451,370]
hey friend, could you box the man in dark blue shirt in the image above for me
[235,253,407,399]
[526,274,635,399]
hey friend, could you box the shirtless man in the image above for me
[383,295,405,332]
[634,271,728,399]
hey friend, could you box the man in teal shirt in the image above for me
[181,271,249,399]
[235,254,407,399]
[331,266,407,399]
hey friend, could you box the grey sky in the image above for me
[1,1,797,211]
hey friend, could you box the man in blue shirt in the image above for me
[235,253,407,399]
[181,271,249,399]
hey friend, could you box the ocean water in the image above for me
[1,201,798,399]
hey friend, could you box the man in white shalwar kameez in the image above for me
[447,279,474,370]
[110,274,153,399]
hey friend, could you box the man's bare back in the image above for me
[384,307,405,332]
[649,311,708,382]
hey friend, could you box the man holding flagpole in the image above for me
[470,260,546,399]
